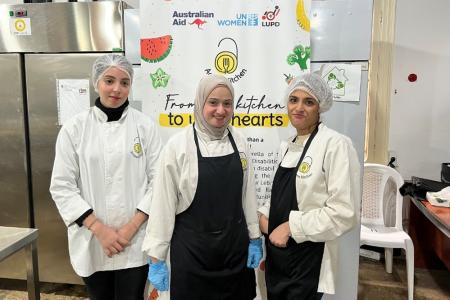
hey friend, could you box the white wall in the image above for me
[390,0,450,181]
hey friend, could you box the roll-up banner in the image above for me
[141,0,312,206]
[140,1,312,299]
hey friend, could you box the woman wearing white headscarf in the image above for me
[142,74,262,299]
[258,73,360,300]
[50,54,162,299]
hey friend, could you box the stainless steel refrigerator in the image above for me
[309,1,372,299]
[0,1,126,284]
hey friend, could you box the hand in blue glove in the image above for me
[148,260,169,291]
[247,238,263,268]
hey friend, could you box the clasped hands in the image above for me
[89,219,140,257]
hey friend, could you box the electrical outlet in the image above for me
[388,150,399,168]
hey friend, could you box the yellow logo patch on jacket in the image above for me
[131,137,143,158]
[239,152,248,171]
[298,156,313,177]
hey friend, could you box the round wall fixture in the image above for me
[408,73,417,82]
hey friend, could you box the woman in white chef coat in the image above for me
[142,74,262,299]
[258,73,360,300]
[50,54,162,300]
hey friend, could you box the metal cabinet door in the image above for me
[0,54,30,280]
[25,53,103,284]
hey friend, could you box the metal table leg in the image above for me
[25,240,40,300]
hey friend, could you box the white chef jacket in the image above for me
[142,125,261,261]
[50,106,162,277]
[258,123,360,294]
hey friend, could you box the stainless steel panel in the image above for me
[311,61,367,300]
[26,53,105,284]
[124,8,140,65]
[0,54,28,228]
[0,53,30,281]
[311,0,373,61]
[0,2,124,53]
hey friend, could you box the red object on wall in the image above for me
[408,73,417,82]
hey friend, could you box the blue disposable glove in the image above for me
[247,238,263,268]
[148,260,169,291]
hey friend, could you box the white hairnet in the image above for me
[92,54,133,92]
[285,72,333,113]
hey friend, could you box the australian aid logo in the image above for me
[261,5,280,27]
[172,10,214,29]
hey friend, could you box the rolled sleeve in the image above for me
[257,201,270,218]
[288,211,309,243]
[141,236,171,261]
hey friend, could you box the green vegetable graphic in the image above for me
[287,44,311,71]
[150,68,170,89]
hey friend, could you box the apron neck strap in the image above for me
[193,124,238,159]
[294,123,320,170]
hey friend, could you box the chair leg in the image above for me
[405,239,415,300]
[385,248,393,273]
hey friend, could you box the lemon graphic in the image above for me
[15,19,26,32]
[299,162,310,173]
[133,143,142,155]
[241,158,248,170]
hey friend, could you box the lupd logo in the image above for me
[262,5,280,27]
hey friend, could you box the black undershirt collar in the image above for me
[95,97,129,122]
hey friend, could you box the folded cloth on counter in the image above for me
[426,186,450,207]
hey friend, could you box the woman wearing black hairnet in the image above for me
[258,73,360,300]
[50,54,162,299]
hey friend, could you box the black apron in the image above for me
[265,125,325,300]
[170,127,256,300]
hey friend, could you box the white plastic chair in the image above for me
[360,163,414,300]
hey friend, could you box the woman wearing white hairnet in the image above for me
[50,54,162,299]
[258,73,360,300]
[142,74,262,299]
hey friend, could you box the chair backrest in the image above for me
[361,163,405,230]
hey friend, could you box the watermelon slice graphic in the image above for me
[141,35,173,63]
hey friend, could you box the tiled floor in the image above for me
[358,256,450,300]
[0,280,88,300]
[1,257,449,299]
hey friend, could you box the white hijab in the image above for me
[193,74,234,139]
